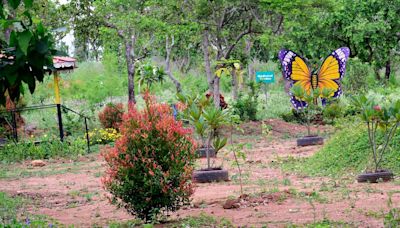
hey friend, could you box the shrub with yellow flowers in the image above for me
[87,128,121,145]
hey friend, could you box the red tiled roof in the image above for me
[1,55,77,71]
[53,56,76,63]
[53,56,76,70]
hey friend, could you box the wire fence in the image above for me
[0,104,91,151]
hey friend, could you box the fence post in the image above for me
[54,71,64,142]
[11,111,18,142]
[57,104,64,142]
[84,117,90,152]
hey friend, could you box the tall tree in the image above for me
[67,0,102,61]
[192,0,281,107]
[328,0,400,80]
[97,0,161,103]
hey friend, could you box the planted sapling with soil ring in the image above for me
[290,85,334,146]
[351,95,400,183]
[178,93,230,183]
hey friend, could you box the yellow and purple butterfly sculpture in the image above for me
[278,47,350,109]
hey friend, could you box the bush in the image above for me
[280,107,323,125]
[98,103,124,130]
[322,101,344,124]
[102,93,196,221]
[233,81,259,121]
[343,58,371,93]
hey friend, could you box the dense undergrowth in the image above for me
[281,122,400,177]
[0,137,89,163]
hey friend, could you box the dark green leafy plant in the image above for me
[136,63,166,91]
[0,0,60,105]
[233,81,259,121]
[177,93,211,147]
[351,95,400,172]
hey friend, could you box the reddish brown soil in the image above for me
[0,120,398,227]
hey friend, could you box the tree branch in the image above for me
[273,14,284,34]
[103,18,125,39]
[224,18,253,59]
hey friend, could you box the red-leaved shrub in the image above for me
[102,93,196,221]
[98,103,124,130]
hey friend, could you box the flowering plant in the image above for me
[87,128,121,145]
[102,93,196,221]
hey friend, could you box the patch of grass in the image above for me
[384,208,400,227]
[280,123,400,177]
[169,212,234,228]
[107,219,143,228]
[0,192,57,226]
[282,178,292,186]
[363,209,385,219]
[83,192,98,202]
[286,218,356,227]
[0,161,98,179]
[0,192,24,224]
[68,190,80,199]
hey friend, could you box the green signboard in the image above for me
[256,71,275,83]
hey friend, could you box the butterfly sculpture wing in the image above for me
[278,49,311,109]
[318,47,350,103]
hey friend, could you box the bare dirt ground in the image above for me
[0,119,399,227]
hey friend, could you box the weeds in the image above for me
[0,137,88,163]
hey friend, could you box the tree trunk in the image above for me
[231,69,238,100]
[125,41,136,103]
[202,29,214,93]
[213,76,220,108]
[385,59,391,80]
[245,39,254,81]
[165,36,182,93]
[374,67,381,81]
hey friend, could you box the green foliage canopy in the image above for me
[0,0,58,105]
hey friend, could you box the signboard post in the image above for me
[256,71,275,103]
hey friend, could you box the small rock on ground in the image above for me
[31,160,46,167]
[223,198,240,209]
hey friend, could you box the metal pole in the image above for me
[84,117,90,152]
[11,111,18,142]
[54,71,64,142]
[57,104,64,142]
